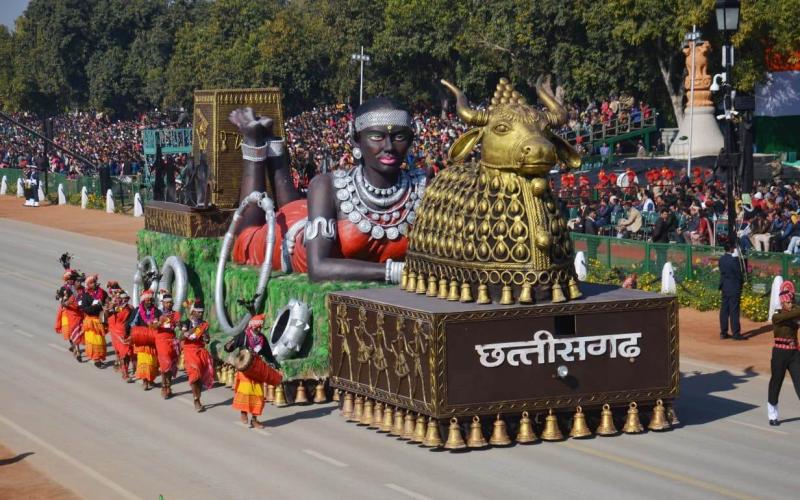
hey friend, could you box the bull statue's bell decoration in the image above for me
[405,76,582,304]
[622,402,645,434]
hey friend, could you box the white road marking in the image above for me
[385,483,433,500]
[302,449,348,467]
[176,397,194,407]
[48,343,66,351]
[254,429,272,437]
[730,419,789,435]
[13,328,34,338]
[0,413,143,500]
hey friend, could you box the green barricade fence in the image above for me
[1,167,150,213]
[571,233,791,289]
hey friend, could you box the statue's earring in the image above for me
[352,147,362,160]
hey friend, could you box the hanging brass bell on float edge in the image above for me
[360,399,374,426]
[476,284,492,304]
[416,273,428,294]
[423,418,444,448]
[518,284,534,304]
[444,418,467,450]
[313,381,327,404]
[341,392,354,419]
[402,412,416,440]
[391,409,405,437]
[400,267,408,289]
[351,395,364,422]
[568,277,583,299]
[410,414,427,443]
[447,281,460,301]
[596,404,618,436]
[426,275,438,297]
[225,366,234,388]
[332,388,340,402]
[648,399,671,431]
[380,405,394,433]
[369,401,383,430]
[516,411,538,444]
[541,409,564,441]
[459,283,474,303]
[405,272,417,292]
[666,404,680,426]
[177,352,185,371]
[499,285,514,305]
[294,381,310,404]
[265,384,275,403]
[437,279,449,299]
[273,383,288,407]
[489,414,512,446]
[622,402,644,434]
[569,406,592,439]
[467,416,488,448]
[551,282,567,303]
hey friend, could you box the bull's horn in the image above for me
[535,75,567,128]
[441,79,488,127]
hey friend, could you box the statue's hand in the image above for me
[229,107,274,146]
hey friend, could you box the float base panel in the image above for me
[328,284,678,418]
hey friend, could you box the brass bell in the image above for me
[313,381,327,404]
[568,277,583,299]
[341,392,354,419]
[459,283,474,303]
[467,416,488,448]
[400,267,408,289]
[360,399,374,426]
[332,388,340,402]
[447,280,460,301]
[215,366,222,381]
[540,409,564,441]
[406,272,417,292]
[224,366,233,387]
[423,418,444,448]
[410,414,426,443]
[648,399,671,432]
[489,414,512,446]
[551,282,567,303]
[569,406,592,439]
[415,273,428,294]
[444,418,466,450]
[622,402,644,434]
[402,412,416,440]
[476,284,491,304]
[516,411,538,444]
[265,384,275,403]
[666,404,680,426]
[352,395,364,422]
[519,284,533,304]
[426,275,438,297]
[294,381,309,405]
[596,404,618,436]
[177,352,185,371]
[369,401,383,430]
[437,279,449,299]
[499,285,514,305]
[391,409,405,436]
[380,405,394,433]
[273,383,288,407]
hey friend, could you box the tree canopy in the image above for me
[0,0,797,124]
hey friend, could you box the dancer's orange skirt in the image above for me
[232,372,265,416]
[83,316,106,361]
[135,346,159,382]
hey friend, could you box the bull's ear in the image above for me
[549,132,582,169]
[448,127,483,163]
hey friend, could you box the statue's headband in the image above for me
[354,110,412,133]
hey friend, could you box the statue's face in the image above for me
[481,105,558,176]
[357,123,413,176]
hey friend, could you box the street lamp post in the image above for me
[351,46,371,106]
[714,0,740,243]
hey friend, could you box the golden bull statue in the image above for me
[404,77,582,304]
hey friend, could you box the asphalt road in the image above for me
[1,218,799,500]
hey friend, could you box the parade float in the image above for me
[137,80,679,448]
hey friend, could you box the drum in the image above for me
[130,326,156,347]
[234,349,282,386]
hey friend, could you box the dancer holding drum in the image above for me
[180,300,215,412]
[155,292,181,399]
[56,270,84,361]
[224,315,282,428]
[131,290,160,390]
[107,291,135,382]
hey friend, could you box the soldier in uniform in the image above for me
[767,281,800,426]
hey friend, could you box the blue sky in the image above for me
[1,0,29,30]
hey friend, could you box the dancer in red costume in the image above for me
[180,300,215,412]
